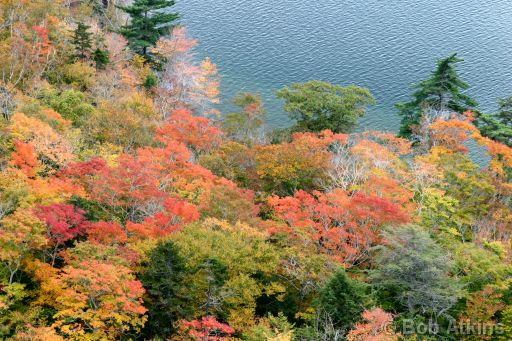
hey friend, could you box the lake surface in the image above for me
[175,0,512,132]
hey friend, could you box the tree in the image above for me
[154,108,222,155]
[223,93,266,145]
[347,308,400,341]
[474,97,512,147]
[315,270,367,337]
[255,131,334,194]
[53,260,147,340]
[275,81,374,133]
[126,197,199,240]
[177,316,235,340]
[84,92,158,149]
[139,240,190,339]
[72,22,93,60]
[117,0,179,58]
[0,86,15,120]
[172,219,283,332]
[397,53,477,138]
[0,210,46,284]
[154,27,220,116]
[92,48,110,69]
[45,89,96,126]
[199,141,258,189]
[87,221,128,245]
[33,204,90,266]
[457,286,504,340]
[9,112,74,167]
[268,188,409,267]
[474,113,512,147]
[9,141,39,178]
[495,96,512,124]
[370,225,462,326]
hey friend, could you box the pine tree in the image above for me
[396,53,478,138]
[117,0,179,58]
[316,270,367,335]
[474,96,512,147]
[72,22,93,60]
[139,240,190,339]
[497,96,512,126]
[92,48,110,69]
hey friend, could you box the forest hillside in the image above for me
[1,1,512,340]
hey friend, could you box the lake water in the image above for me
[175,0,512,132]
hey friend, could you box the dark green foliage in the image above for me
[497,96,512,125]
[475,113,512,147]
[397,53,477,138]
[276,80,374,133]
[72,22,93,60]
[92,48,110,69]
[68,196,115,223]
[474,97,512,147]
[117,0,179,58]
[315,269,367,335]
[142,73,158,89]
[139,240,190,339]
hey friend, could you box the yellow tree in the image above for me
[53,260,147,340]
[0,209,46,284]
[9,112,74,167]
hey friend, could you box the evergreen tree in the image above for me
[315,269,367,335]
[117,0,179,58]
[397,53,477,138]
[92,48,110,69]
[72,22,93,60]
[139,240,190,339]
[370,225,462,324]
[474,96,512,147]
[497,96,512,126]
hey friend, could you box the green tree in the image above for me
[276,80,374,133]
[497,96,512,125]
[172,220,283,332]
[474,96,512,147]
[370,225,462,324]
[475,113,512,147]
[139,240,190,339]
[315,270,367,336]
[72,22,93,60]
[44,89,95,126]
[397,53,477,138]
[498,306,512,341]
[92,48,110,69]
[117,0,179,58]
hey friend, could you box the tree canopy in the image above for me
[117,0,179,58]
[1,2,512,340]
[276,80,375,133]
[397,53,477,138]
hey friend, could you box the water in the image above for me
[175,0,512,133]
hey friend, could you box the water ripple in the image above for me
[176,0,512,131]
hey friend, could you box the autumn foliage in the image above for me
[177,316,235,341]
[2,1,512,340]
[268,188,409,266]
